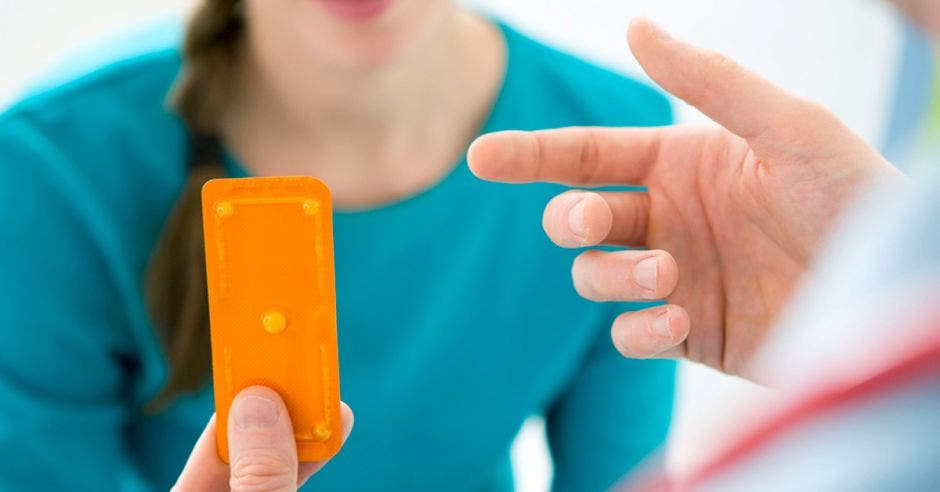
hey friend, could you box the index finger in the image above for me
[467,127,664,186]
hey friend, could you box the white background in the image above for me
[0,1,904,491]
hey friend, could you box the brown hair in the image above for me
[144,0,245,411]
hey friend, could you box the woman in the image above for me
[0,0,674,490]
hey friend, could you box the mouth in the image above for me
[313,0,394,22]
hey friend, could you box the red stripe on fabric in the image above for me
[684,317,940,490]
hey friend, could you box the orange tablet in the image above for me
[201,176,342,463]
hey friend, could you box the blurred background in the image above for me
[1,1,932,490]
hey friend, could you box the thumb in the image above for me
[228,386,299,492]
[627,18,845,156]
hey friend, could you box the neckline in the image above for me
[222,20,516,217]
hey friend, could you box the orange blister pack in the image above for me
[201,176,342,463]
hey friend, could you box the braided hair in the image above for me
[145,0,244,411]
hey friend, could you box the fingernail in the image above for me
[568,198,587,239]
[233,395,279,430]
[652,311,672,339]
[633,257,659,292]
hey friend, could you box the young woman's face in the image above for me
[245,0,457,69]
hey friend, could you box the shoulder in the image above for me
[0,20,188,271]
[0,20,187,170]
[3,20,183,120]
[0,20,188,220]
[499,22,672,128]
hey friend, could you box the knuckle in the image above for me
[626,197,649,245]
[578,129,602,182]
[229,451,295,492]
[526,132,545,180]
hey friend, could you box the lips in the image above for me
[314,0,394,22]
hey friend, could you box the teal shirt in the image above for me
[0,20,675,492]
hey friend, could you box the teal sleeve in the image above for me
[0,116,134,491]
[545,307,676,492]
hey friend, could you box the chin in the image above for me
[283,0,454,71]
[306,22,434,70]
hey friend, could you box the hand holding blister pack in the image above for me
[201,176,343,462]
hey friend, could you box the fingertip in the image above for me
[659,304,691,343]
[610,311,661,359]
[234,385,284,403]
[226,386,298,491]
[579,192,613,246]
[651,250,679,298]
[467,130,525,181]
[339,402,354,441]
[544,191,612,248]
[627,17,672,55]
[571,249,606,300]
[611,305,690,359]
[297,402,354,486]
[631,254,659,297]
[465,135,490,177]
[229,386,287,433]
[626,17,650,45]
[627,18,710,109]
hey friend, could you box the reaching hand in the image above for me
[468,18,901,379]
